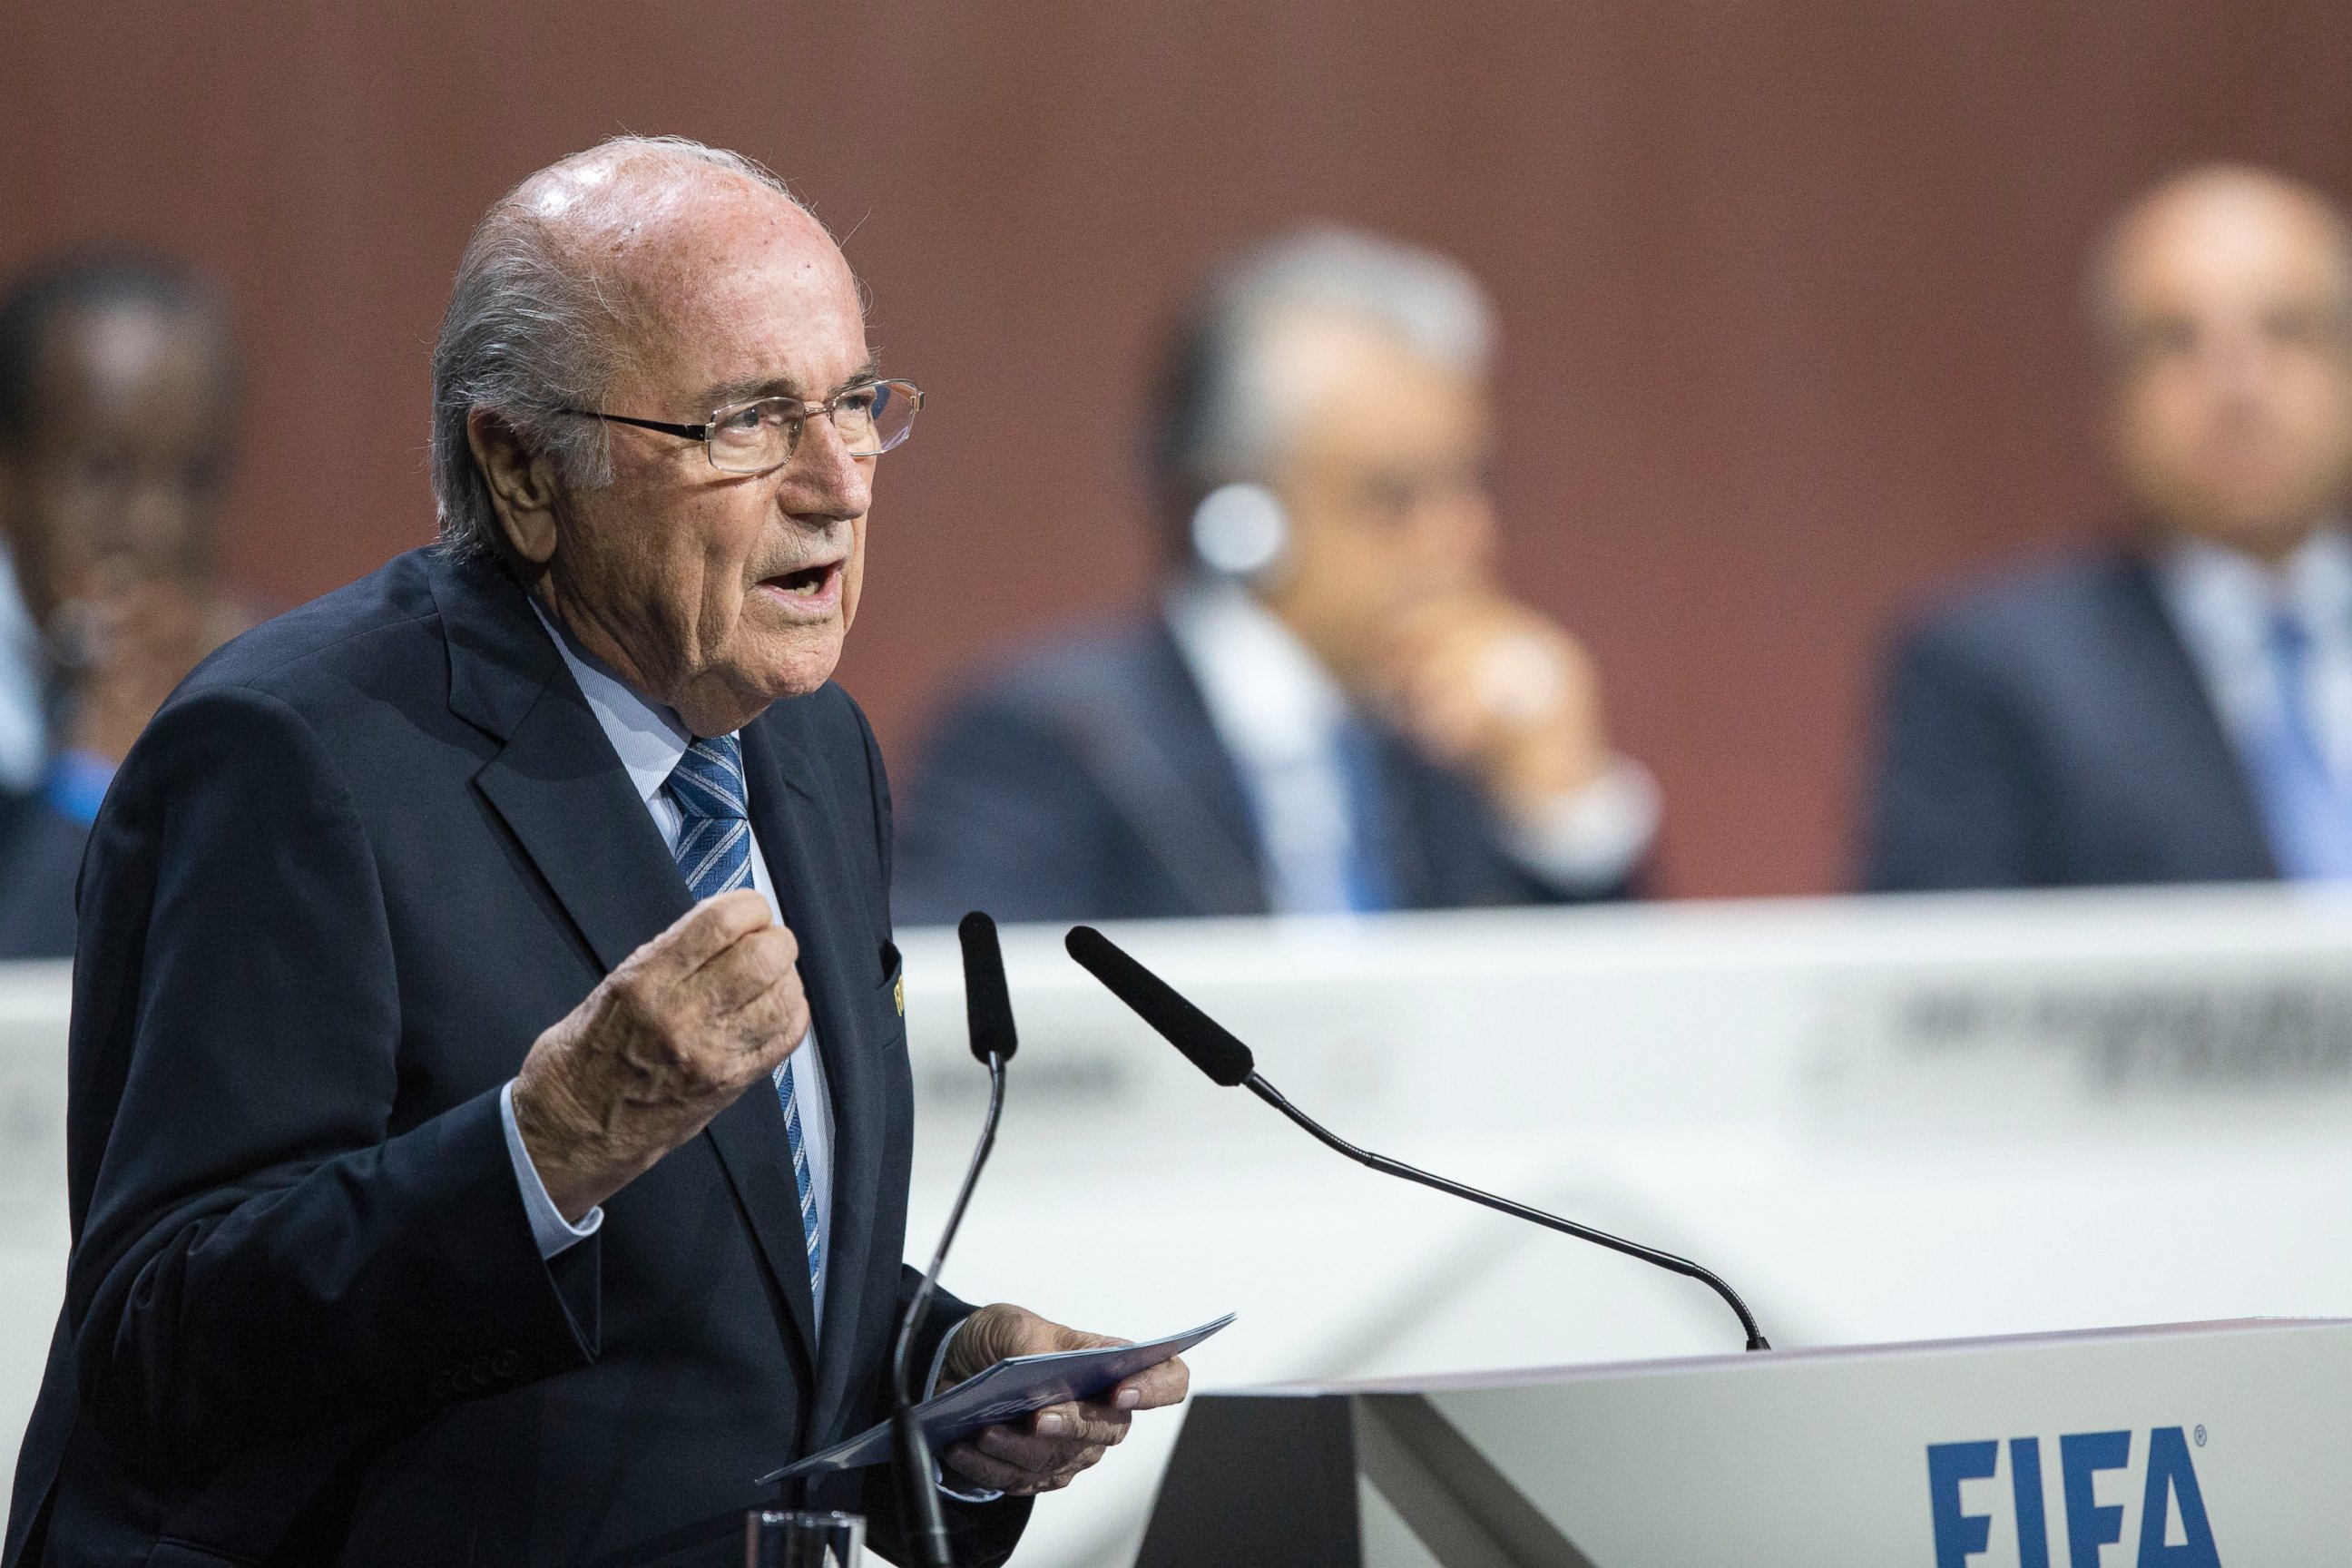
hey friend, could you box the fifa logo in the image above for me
[1926,1427,2218,1566]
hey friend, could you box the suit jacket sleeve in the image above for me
[1861,620,2048,891]
[65,683,596,1453]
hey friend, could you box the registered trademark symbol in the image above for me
[2194,1425,2207,1447]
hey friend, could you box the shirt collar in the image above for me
[2159,522,2352,652]
[1162,574,1351,769]
[526,596,694,808]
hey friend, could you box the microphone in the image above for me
[1064,926,1770,1353]
[888,913,1020,1567]
[959,912,1019,1067]
[1066,923,1251,1085]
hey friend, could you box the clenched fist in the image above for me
[512,889,808,1221]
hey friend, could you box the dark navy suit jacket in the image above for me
[1862,545,2278,891]
[0,791,86,960]
[4,549,1026,1567]
[893,617,1631,926]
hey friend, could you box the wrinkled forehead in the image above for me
[556,171,867,406]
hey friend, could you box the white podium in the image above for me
[1135,1318,2347,1566]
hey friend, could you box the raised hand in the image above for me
[512,889,808,1220]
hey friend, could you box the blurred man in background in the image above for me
[1866,165,2352,890]
[895,228,1657,924]
[0,256,241,956]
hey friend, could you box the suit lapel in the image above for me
[1036,622,1270,916]
[433,555,693,976]
[701,1063,821,1368]
[1136,621,1269,906]
[2112,555,2281,878]
[740,714,885,1447]
[472,679,692,975]
[1364,730,1437,908]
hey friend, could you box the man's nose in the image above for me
[1413,483,1499,583]
[2196,321,2274,406]
[781,416,871,524]
[1454,491,1500,573]
[80,476,203,575]
[123,483,204,565]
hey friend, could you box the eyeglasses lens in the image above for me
[841,382,919,458]
[705,382,919,473]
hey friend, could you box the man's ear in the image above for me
[466,409,564,567]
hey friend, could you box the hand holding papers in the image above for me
[759,1314,1234,1483]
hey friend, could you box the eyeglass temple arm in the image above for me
[559,409,708,440]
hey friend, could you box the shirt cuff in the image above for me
[1497,755,1661,892]
[927,1315,1005,1504]
[501,1080,603,1260]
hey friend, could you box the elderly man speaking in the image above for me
[1,138,1182,1567]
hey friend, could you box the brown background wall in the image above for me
[8,1,2352,897]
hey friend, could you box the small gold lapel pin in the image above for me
[894,975,906,1016]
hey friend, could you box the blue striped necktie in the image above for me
[666,734,825,1298]
[2249,610,2352,880]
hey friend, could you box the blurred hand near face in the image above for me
[56,565,240,764]
[1373,592,1612,819]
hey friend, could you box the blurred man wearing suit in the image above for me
[0,256,243,957]
[1866,166,2352,890]
[896,228,1656,924]
[4,137,1181,1568]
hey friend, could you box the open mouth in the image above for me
[763,561,841,599]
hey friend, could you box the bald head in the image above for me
[507,139,847,317]
[2091,164,2352,559]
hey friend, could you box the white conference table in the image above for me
[6,886,2352,1564]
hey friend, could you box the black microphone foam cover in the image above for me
[1064,926,1256,1086]
[957,912,1018,1063]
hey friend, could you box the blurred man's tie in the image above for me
[2249,610,2352,879]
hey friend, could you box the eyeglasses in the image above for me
[560,378,923,475]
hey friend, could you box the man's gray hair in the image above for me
[429,136,808,560]
[1168,225,1496,482]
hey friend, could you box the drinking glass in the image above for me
[746,1508,866,1567]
